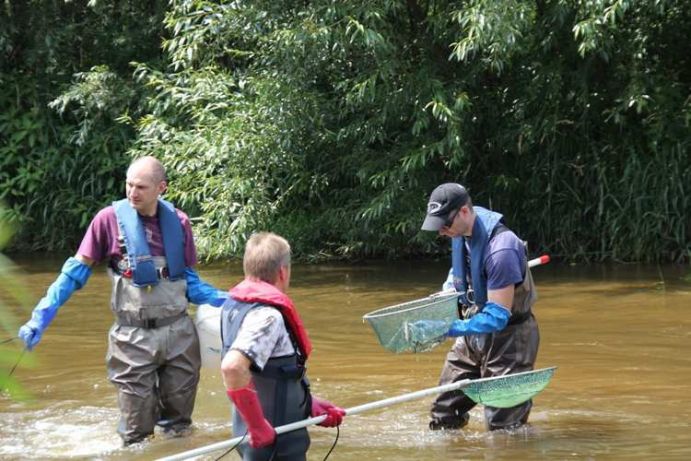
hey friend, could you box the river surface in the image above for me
[1,257,690,460]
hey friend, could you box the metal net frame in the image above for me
[460,367,557,408]
[363,293,460,353]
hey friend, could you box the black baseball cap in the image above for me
[421,183,469,231]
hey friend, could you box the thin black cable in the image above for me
[4,348,26,389]
[8,348,25,378]
[322,425,340,461]
[213,431,279,461]
[213,432,246,461]
[0,338,16,345]
[267,439,278,461]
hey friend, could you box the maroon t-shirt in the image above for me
[77,205,198,266]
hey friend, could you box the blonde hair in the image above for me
[243,232,291,283]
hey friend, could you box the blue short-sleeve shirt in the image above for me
[484,230,526,290]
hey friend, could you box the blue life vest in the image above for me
[113,198,185,287]
[451,206,504,308]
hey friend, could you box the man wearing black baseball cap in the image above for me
[418,182,541,431]
[421,183,470,232]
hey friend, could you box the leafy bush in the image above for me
[0,1,167,251]
[1,1,689,263]
[127,1,688,262]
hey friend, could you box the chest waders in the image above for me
[221,298,311,461]
[431,208,540,431]
[106,200,200,445]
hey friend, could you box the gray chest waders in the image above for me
[106,256,200,444]
[431,256,540,431]
[221,299,311,461]
[234,355,311,461]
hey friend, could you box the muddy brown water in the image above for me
[1,257,690,460]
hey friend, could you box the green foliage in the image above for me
[1,0,689,263]
[126,0,687,262]
[0,1,167,251]
[0,73,132,250]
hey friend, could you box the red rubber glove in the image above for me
[311,396,346,427]
[227,385,276,448]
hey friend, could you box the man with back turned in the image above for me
[220,232,345,460]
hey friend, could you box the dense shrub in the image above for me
[2,1,689,263]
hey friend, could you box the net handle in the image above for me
[156,367,556,461]
[362,255,550,321]
[425,254,550,299]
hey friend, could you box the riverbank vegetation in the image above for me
[1,1,688,263]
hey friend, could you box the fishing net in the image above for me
[461,367,557,408]
[363,293,460,353]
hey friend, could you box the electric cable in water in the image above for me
[8,348,25,378]
[322,425,340,461]
[3,348,26,391]
[213,432,246,461]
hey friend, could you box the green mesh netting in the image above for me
[363,293,459,353]
[461,367,557,408]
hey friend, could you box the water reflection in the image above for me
[1,258,690,460]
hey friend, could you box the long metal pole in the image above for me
[156,378,473,461]
[427,254,550,300]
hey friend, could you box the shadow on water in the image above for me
[1,257,690,460]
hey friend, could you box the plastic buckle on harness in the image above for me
[145,318,157,329]
[461,304,479,320]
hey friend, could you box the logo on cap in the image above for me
[427,201,442,214]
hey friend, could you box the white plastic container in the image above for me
[194,304,223,370]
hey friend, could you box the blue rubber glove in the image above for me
[447,301,511,336]
[406,302,511,344]
[184,268,228,307]
[18,257,92,350]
